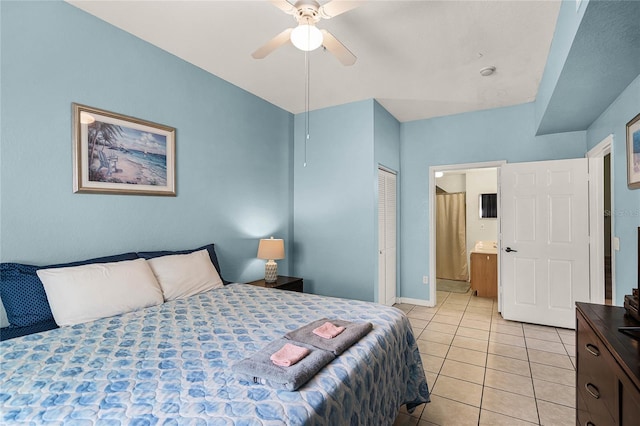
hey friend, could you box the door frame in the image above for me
[429,160,506,306]
[586,134,615,304]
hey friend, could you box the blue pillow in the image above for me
[138,243,228,284]
[45,252,138,269]
[1,263,51,328]
[0,252,139,328]
[0,319,59,341]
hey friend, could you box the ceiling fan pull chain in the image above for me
[304,49,310,168]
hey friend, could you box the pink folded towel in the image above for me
[270,343,311,367]
[312,321,346,339]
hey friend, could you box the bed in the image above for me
[0,282,429,424]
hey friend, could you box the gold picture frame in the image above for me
[627,112,640,190]
[72,103,176,196]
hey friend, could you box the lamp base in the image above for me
[264,260,278,283]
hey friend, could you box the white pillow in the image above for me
[146,249,224,301]
[37,258,163,326]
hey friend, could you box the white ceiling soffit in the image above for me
[66,0,561,123]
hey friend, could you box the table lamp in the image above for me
[257,237,285,283]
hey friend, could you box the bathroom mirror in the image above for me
[479,193,497,218]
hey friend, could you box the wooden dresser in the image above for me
[576,303,640,425]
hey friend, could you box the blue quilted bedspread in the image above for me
[0,284,430,425]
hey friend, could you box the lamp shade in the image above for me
[290,24,323,51]
[257,237,285,260]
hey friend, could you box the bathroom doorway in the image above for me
[429,161,505,305]
[435,175,469,293]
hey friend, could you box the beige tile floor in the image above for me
[393,290,576,426]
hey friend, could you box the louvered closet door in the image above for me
[378,168,397,306]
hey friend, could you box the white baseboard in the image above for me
[397,297,435,307]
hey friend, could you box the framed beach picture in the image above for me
[72,103,176,196]
[628,112,640,190]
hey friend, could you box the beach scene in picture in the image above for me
[88,120,167,186]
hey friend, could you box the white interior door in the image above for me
[378,168,397,306]
[501,158,590,329]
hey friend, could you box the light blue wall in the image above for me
[374,101,401,173]
[293,100,376,300]
[535,0,587,131]
[400,102,587,301]
[0,1,294,282]
[586,74,640,305]
[292,100,399,303]
[537,0,640,135]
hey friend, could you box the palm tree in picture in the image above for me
[88,122,123,180]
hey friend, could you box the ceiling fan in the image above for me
[252,0,359,66]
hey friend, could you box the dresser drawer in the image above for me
[576,395,615,426]
[575,303,640,426]
[576,313,617,424]
[619,367,640,425]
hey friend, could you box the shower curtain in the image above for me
[436,192,469,281]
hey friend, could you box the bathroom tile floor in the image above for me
[393,290,576,426]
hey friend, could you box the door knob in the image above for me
[505,247,518,253]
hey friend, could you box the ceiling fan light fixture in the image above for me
[290,24,323,51]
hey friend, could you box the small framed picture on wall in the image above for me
[627,113,640,189]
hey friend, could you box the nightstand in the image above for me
[246,275,303,293]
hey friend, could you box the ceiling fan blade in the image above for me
[270,0,296,15]
[252,28,294,59]
[320,29,356,66]
[319,0,361,19]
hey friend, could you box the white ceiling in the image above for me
[67,0,561,123]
